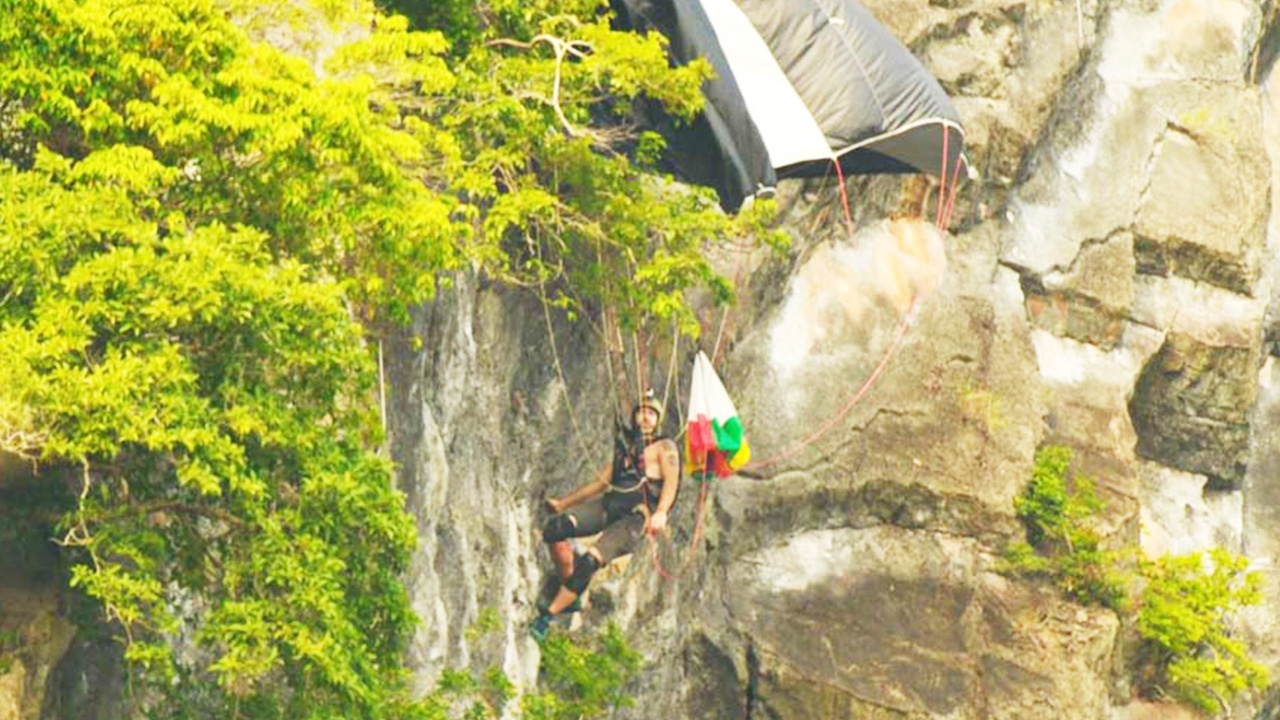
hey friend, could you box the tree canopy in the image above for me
[0,0,779,717]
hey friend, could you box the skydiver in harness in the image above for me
[530,390,681,641]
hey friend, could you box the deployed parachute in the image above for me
[685,351,750,479]
[617,0,967,213]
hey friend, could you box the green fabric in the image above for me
[711,416,745,453]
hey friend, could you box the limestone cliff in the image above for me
[7,0,1280,718]
[384,0,1280,718]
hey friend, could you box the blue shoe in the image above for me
[529,613,552,643]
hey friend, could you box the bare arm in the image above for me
[647,439,681,535]
[548,463,610,512]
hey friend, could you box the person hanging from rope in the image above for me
[530,389,680,641]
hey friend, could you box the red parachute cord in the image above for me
[743,293,921,474]
[650,153,930,575]
[941,154,964,229]
[935,125,950,229]
[833,158,855,235]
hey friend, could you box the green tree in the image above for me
[1003,445,1128,609]
[523,624,642,720]
[1137,549,1268,713]
[1005,446,1267,714]
[397,0,786,336]
[0,162,416,715]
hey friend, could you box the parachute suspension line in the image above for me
[600,302,627,427]
[745,294,922,474]
[623,243,647,414]
[646,328,698,584]
[651,325,717,583]
[594,239,625,424]
[710,304,733,369]
[663,232,754,583]
[935,126,950,229]
[833,159,856,235]
[941,156,964,230]
[632,329,645,408]
[709,235,753,368]
[538,281,594,462]
[1075,0,1085,50]
[377,339,387,439]
[642,330,654,400]
[671,349,687,441]
[661,318,680,428]
[702,163,920,474]
[615,319,631,421]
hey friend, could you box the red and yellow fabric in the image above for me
[685,351,750,479]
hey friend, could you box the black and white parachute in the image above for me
[617,0,968,213]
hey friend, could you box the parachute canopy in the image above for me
[685,351,750,478]
[619,0,967,209]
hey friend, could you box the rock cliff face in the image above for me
[0,480,75,720]
[6,0,1279,718]
[386,0,1280,718]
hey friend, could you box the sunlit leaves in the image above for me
[1138,549,1268,712]
[0,165,410,716]
[1,1,784,717]
[2,0,467,320]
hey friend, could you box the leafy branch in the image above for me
[485,33,599,143]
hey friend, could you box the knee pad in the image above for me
[543,514,576,543]
[564,552,601,595]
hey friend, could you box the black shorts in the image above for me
[564,490,655,563]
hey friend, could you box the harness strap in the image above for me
[611,430,662,491]
[608,477,649,494]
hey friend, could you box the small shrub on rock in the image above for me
[1005,445,1266,714]
[1003,445,1128,609]
[1136,549,1267,713]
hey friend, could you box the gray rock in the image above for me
[372,1,1280,717]
[1133,85,1268,294]
[724,527,1117,720]
[1028,232,1136,348]
[1129,332,1260,487]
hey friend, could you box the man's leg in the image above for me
[532,544,598,642]
[547,546,602,614]
[533,498,609,640]
[543,515,578,580]
[542,496,606,579]
[546,512,643,614]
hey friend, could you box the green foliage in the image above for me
[0,628,17,674]
[409,0,787,337]
[522,623,642,720]
[0,164,415,716]
[1136,549,1267,713]
[413,666,515,720]
[365,625,637,720]
[1004,446,1127,609]
[1005,446,1267,714]
[464,607,503,645]
[0,0,464,322]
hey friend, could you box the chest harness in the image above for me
[608,428,664,511]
